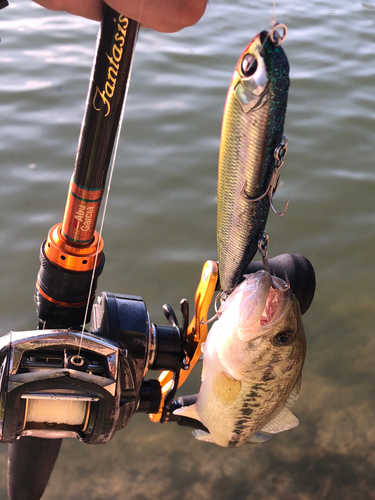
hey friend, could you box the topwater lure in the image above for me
[217,24,290,294]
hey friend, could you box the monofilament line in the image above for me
[271,0,276,28]
[77,25,140,356]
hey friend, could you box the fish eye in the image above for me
[241,54,258,77]
[271,330,297,347]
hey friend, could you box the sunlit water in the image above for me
[0,0,375,498]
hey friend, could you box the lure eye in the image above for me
[241,54,258,77]
[271,330,297,347]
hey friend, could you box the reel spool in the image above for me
[0,330,125,443]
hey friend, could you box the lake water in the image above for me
[0,0,375,498]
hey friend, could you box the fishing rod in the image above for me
[0,4,316,498]
[7,4,141,498]
[35,8,140,331]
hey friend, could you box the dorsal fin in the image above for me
[285,374,302,408]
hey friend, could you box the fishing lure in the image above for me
[217,24,290,294]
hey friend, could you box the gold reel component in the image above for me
[149,260,218,423]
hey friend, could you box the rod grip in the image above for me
[7,438,62,500]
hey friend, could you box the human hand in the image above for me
[33,0,208,32]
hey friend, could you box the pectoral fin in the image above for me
[173,403,201,422]
[248,431,273,444]
[192,429,216,444]
[260,406,299,434]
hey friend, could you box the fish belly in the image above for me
[197,363,281,447]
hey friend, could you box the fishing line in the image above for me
[270,0,277,28]
[267,0,287,46]
[77,88,130,353]
[77,9,143,356]
[76,4,282,354]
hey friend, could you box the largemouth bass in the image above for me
[174,270,306,447]
[217,28,290,293]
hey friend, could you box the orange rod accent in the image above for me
[44,223,104,272]
[61,178,104,245]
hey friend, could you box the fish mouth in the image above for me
[259,277,291,326]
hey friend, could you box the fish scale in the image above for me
[217,30,290,293]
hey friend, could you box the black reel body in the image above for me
[0,293,185,444]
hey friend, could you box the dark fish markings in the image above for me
[262,368,275,381]
[228,383,271,445]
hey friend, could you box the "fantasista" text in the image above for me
[93,15,129,117]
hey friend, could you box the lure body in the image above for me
[174,270,306,447]
[217,30,290,293]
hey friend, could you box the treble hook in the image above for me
[271,136,289,216]
[258,232,290,291]
[241,135,289,217]
[200,291,228,325]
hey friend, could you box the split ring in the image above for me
[269,23,288,46]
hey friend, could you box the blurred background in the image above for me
[0,0,374,498]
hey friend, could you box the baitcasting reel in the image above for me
[0,290,190,444]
